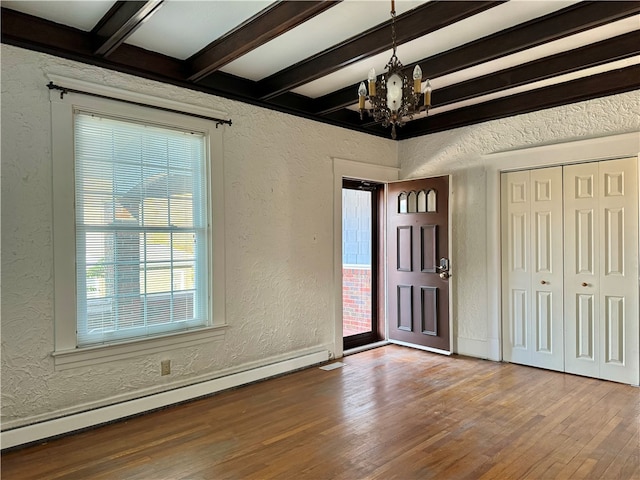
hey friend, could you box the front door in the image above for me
[387,176,451,353]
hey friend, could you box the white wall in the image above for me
[0,45,398,429]
[399,90,640,358]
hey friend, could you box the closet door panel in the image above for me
[501,171,531,365]
[565,158,639,384]
[598,158,638,385]
[564,162,600,379]
[530,167,564,370]
[502,167,563,371]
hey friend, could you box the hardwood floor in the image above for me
[2,345,639,479]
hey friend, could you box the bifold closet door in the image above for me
[501,167,564,371]
[564,158,639,385]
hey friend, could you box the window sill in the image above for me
[52,325,228,370]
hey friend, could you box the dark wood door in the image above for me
[387,176,450,352]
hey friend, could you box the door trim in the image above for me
[483,131,640,363]
[333,158,399,359]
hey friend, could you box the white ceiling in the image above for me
[3,0,639,139]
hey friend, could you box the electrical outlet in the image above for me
[161,360,171,376]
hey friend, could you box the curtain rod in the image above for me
[46,81,232,128]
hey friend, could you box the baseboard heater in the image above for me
[1,349,329,449]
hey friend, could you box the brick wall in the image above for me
[343,266,371,335]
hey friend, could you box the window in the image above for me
[397,189,437,213]
[74,113,208,346]
[50,77,226,366]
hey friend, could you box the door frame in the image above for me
[483,132,640,363]
[333,158,399,359]
[341,178,384,351]
[385,176,454,355]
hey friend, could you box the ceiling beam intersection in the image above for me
[256,0,504,101]
[313,1,640,115]
[188,1,341,82]
[92,0,164,57]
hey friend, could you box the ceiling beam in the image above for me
[398,64,640,139]
[257,1,503,100]
[0,8,330,121]
[314,1,640,115]
[188,1,341,82]
[433,30,640,107]
[2,6,638,142]
[2,7,96,57]
[1,7,187,81]
[92,1,164,57]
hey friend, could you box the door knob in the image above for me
[540,280,547,285]
[581,282,589,287]
[439,271,450,279]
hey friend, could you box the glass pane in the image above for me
[408,191,417,213]
[427,189,437,212]
[398,192,407,213]
[342,188,372,337]
[417,190,427,212]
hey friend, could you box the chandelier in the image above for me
[358,0,432,139]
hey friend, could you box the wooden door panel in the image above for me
[387,176,450,353]
[396,226,413,272]
[420,225,437,273]
[397,285,413,332]
[421,286,438,335]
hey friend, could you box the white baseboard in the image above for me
[1,349,328,450]
[487,338,501,361]
[456,337,489,359]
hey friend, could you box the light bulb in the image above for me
[368,68,377,97]
[424,79,432,107]
[358,82,367,109]
[413,65,422,94]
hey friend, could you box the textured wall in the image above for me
[3,42,638,428]
[0,44,397,427]
[399,91,640,351]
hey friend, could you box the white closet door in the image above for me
[564,162,600,378]
[530,168,564,370]
[502,170,531,366]
[564,158,639,384]
[502,167,563,370]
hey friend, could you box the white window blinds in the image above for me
[74,112,209,346]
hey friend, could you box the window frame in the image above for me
[50,76,227,369]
